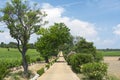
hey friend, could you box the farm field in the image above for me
[99,51,120,56]
[0,48,41,61]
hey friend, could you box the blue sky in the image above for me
[1,0,120,49]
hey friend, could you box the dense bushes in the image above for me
[66,52,107,79]
[0,60,22,79]
[0,63,10,80]
[0,56,44,79]
[94,52,103,62]
[81,62,107,80]
[67,53,94,73]
[37,68,44,76]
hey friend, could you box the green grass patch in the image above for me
[0,48,40,60]
[98,51,120,56]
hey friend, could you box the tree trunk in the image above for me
[45,56,49,63]
[21,48,28,77]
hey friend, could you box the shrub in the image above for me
[67,53,94,73]
[37,68,44,76]
[45,64,50,69]
[0,63,10,80]
[81,62,107,80]
[94,52,103,62]
[36,57,41,61]
[30,59,36,63]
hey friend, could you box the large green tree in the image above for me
[0,0,46,76]
[73,37,103,62]
[35,23,73,63]
[74,37,96,56]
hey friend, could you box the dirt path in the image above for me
[38,52,80,80]
[104,57,120,79]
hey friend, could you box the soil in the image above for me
[104,57,120,79]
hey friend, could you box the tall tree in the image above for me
[0,0,46,76]
[74,37,96,57]
[35,23,73,63]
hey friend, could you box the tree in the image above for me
[8,42,17,48]
[0,42,6,48]
[74,37,96,57]
[35,23,73,63]
[0,0,46,76]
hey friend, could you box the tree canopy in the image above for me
[74,37,96,56]
[0,0,46,76]
[35,23,73,62]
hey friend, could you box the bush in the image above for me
[37,68,44,76]
[67,53,94,73]
[45,64,50,69]
[36,57,41,61]
[94,52,103,62]
[0,63,10,80]
[81,62,107,80]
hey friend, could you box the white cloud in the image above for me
[0,31,16,43]
[0,3,98,45]
[0,2,118,49]
[42,3,98,39]
[93,37,116,49]
[113,24,120,35]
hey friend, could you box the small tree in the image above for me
[35,23,73,63]
[0,0,46,76]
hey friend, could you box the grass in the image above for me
[0,48,41,61]
[98,51,120,56]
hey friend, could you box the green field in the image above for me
[100,51,120,56]
[0,48,41,61]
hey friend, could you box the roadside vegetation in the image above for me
[65,37,108,80]
[0,0,120,80]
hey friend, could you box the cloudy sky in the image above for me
[0,0,120,49]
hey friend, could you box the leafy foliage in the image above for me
[67,53,94,73]
[0,63,10,80]
[81,62,108,80]
[35,23,73,63]
[37,68,44,76]
[74,37,96,56]
[73,37,103,62]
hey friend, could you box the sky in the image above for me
[0,0,120,49]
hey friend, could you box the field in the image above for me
[99,51,120,56]
[101,51,120,79]
[0,48,41,61]
[0,48,44,79]
[104,57,120,79]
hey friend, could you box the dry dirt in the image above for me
[104,57,120,79]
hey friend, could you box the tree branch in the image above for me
[16,39,22,53]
